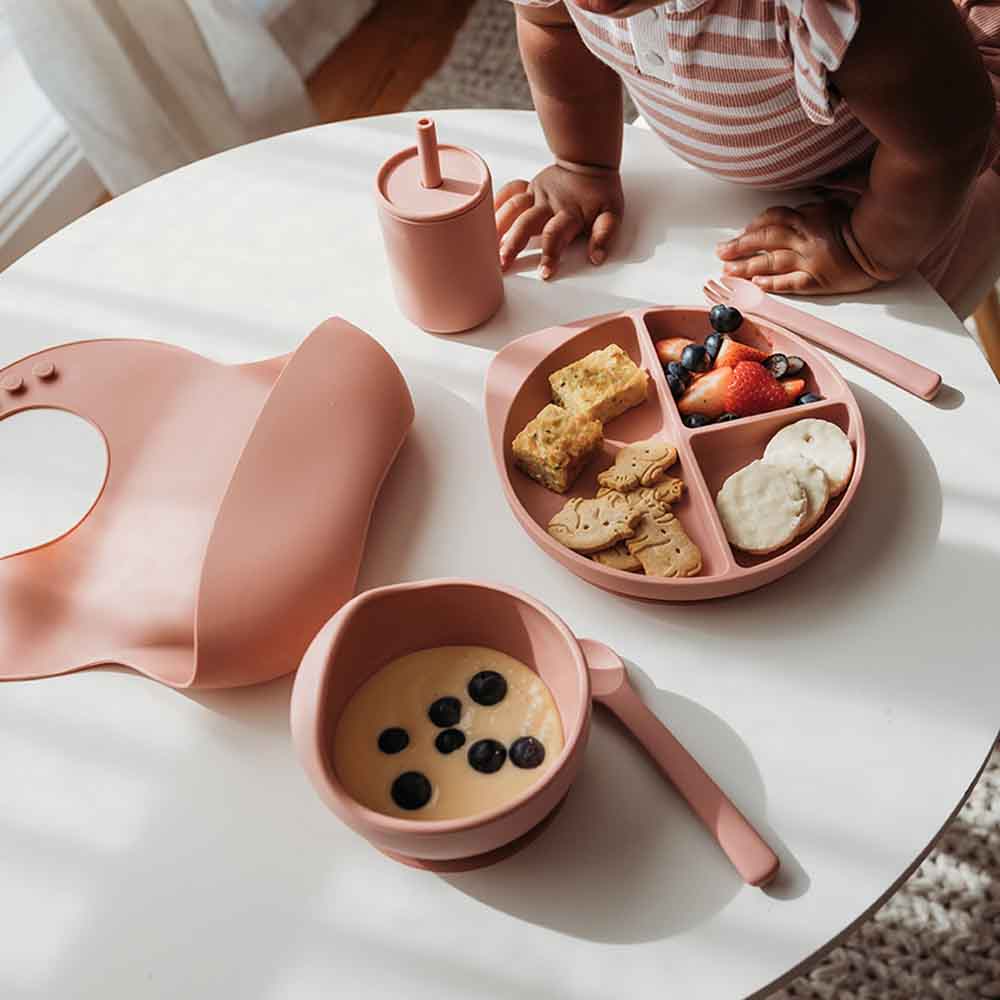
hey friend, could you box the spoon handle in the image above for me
[597,682,780,887]
[752,293,942,401]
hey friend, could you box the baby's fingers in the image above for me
[716,224,802,261]
[494,179,530,211]
[751,272,816,294]
[500,204,552,270]
[588,210,619,265]
[496,190,535,240]
[742,205,805,235]
[539,211,583,280]
[722,248,802,278]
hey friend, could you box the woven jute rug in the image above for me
[408,4,1000,997]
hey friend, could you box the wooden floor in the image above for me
[308,0,477,123]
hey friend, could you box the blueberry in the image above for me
[785,355,806,376]
[762,353,789,378]
[509,736,546,769]
[796,392,823,405]
[704,333,725,362]
[666,373,684,399]
[716,412,739,422]
[467,670,507,706]
[666,361,691,387]
[428,696,462,727]
[435,728,466,754]
[377,727,409,754]
[682,413,713,429]
[467,739,507,774]
[680,344,710,373]
[391,771,432,810]
[709,304,743,334]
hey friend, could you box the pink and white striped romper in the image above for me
[510,0,1000,299]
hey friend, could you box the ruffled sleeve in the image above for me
[776,0,862,125]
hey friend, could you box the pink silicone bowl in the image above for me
[290,579,592,862]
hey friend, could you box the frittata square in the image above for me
[512,403,603,494]
[549,344,648,423]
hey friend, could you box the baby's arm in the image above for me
[496,4,625,277]
[516,3,623,173]
[718,0,995,295]
[833,0,994,282]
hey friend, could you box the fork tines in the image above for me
[703,278,729,305]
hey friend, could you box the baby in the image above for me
[497,0,1000,310]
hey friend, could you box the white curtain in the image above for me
[2,0,319,195]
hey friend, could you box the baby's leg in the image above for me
[919,165,1000,314]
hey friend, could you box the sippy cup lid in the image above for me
[376,117,491,223]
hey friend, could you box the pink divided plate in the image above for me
[485,307,866,601]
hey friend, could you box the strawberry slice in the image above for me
[677,366,734,418]
[724,361,789,417]
[714,338,769,369]
[655,337,694,366]
[781,378,806,401]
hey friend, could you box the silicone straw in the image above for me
[416,118,442,189]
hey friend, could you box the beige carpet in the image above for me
[407,0,534,111]
[409,3,1000,998]
[407,0,637,119]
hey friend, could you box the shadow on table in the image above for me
[615,382,998,726]
[931,384,965,410]
[182,379,940,949]
[877,284,972,338]
[637,382,944,634]
[442,659,804,944]
[761,279,972,341]
[438,273,654,354]
[172,382,997,961]
[187,672,295,734]
[781,380,944,609]
[181,659,806,951]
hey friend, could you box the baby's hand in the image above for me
[494,163,624,280]
[716,202,879,295]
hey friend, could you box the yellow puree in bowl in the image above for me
[333,645,564,821]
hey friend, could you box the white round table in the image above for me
[1,110,997,1000]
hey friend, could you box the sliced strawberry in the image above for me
[714,338,769,369]
[724,361,789,417]
[677,366,734,418]
[781,378,806,401]
[655,337,694,366]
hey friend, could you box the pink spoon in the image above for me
[581,639,780,887]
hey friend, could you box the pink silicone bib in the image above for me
[0,317,413,688]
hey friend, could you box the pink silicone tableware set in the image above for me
[0,118,940,881]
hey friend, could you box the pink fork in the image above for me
[704,276,942,401]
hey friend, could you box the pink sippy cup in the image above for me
[375,118,504,334]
